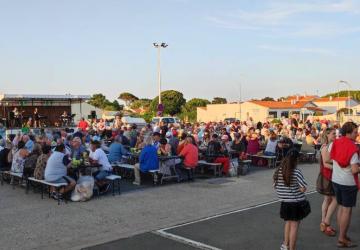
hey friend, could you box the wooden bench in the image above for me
[300,151,317,163]
[198,160,223,177]
[111,163,135,179]
[105,175,121,195]
[1,171,24,189]
[249,155,277,168]
[27,177,68,205]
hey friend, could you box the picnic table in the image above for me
[157,155,181,184]
[70,163,102,178]
[248,154,277,168]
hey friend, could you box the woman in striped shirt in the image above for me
[273,149,310,250]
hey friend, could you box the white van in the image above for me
[122,116,147,129]
[151,117,180,127]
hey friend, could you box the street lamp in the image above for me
[339,80,351,115]
[153,42,168,105]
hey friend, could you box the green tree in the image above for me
[150,90,186,116]
[323,90,360,102]
[181,98,210,122]
[118,92,139,106]
[88,93,107,109]
[211,97,227,104]
[88,94,123,111]
[130,98,152,109]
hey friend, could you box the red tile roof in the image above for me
[306,106,325,112]
[285,95,318,101]
[250,100,310,109]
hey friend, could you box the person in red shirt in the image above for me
[78,118,89,132]
[178,136,198,181]
[317,128,337,237]
[179,136,199,168]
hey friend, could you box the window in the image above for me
[268,111,277,118]
[280,111,289,118]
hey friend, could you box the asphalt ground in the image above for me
[85,192,360,250]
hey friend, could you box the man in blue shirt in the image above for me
[108,136,128,163]
[22,134,34,153]
[133,136,159,185]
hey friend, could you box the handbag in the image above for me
[316,173,333,195]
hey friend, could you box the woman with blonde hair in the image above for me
[316,128,337,236]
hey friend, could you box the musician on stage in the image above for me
[13,107,22,127]
[61,111,69,127]
[33,108,40,128]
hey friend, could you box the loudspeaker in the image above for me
[90,111,96,119]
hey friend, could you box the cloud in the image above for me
[207,0,360,37]
[258,44,336,56]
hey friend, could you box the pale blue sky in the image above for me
[0,0,359,102]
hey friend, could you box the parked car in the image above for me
[151,117,180,127]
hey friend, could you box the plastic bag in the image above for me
[71,176,95,202]
[228,158,238,177]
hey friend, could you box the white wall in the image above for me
[71,102,103,123]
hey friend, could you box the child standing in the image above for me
[273,149,311,250]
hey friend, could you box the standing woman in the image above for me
[317,128,337,236]
[33,108,40,128]
[273,149,310,250]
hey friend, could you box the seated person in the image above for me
[178,136,199,180]
[23,143,42,178]
[231,133,246,155]
[0,140,11,171]
[89,140,113,193]
[246,133,260,155]
[220,135,232,154]
[158,138,180,176]
[33,145,52,180]
[70,137,86,160]
[135,134,145,150]
[44,144,76,200]
[133,136,159,185]
[11,141,29,173]
[207,134,230,175]
[108,135,127,163]
[300,130,316,153]
[159,138,172,156]
[152,132,161,149]
[264,131,278,156]
[179,136,199,180]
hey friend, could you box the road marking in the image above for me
[155,191,317,249]
[159,190,317,232]
[154,230,222,250]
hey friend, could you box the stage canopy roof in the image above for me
[0,93,91,101]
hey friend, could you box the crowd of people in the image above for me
[0,115,360,248]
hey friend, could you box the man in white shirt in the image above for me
[89,140,112,193]
[330,122,360,248]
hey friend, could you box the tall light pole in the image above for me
[153,42,168,105]
[339,80,351,115]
